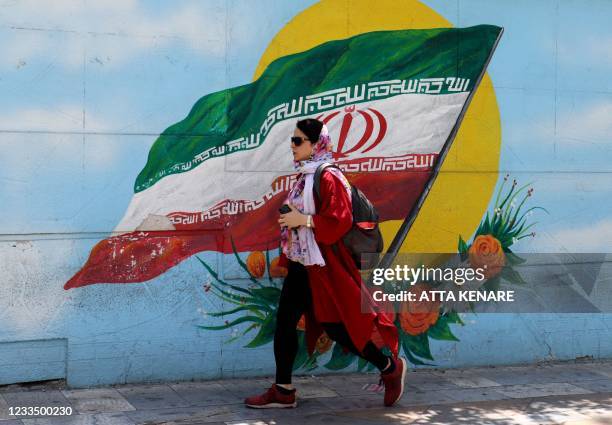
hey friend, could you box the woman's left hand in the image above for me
[278,204,308,229]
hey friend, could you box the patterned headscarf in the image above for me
[280,123,352,266]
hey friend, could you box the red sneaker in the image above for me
[380,356,408,406]
[244,384,297,408]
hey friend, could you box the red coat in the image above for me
[279,170,399,358]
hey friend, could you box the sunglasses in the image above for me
[290,136,310,147]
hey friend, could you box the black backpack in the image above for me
[313,163,384,269]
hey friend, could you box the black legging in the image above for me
[274,260,390,384]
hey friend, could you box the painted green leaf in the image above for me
[230,236,262,285]
[242,322,259,336]
[245,314,276,348]
[458,235,468,261]
[481,212,492,234]
[303,353,319,371]
[195,256,252,295]
[400,337,435,366]
[251,286,281,303]
[198,315,264,331]
[209,283,273,313]
[427,315,460,341]
[403,332,434,361]
[206,304,265,318]
[292,332,310,370]
[458,235,468,254]
[357,357,368,372]
[445,311,465,325]
[209,282,251,304]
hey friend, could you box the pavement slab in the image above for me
[1,359,611,424]
[61,388,135,414]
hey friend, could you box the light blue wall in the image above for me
[0,0,610,388]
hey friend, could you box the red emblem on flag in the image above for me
[317,106,388,159]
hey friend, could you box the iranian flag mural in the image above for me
[65,25,503,290]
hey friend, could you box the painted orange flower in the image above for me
[315,332,333,353]
[399,284,440,336]
[468,234,506,279]
[269,256,288,278]
[246,251,266,278]
[296,314,305,331]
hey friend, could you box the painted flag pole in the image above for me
[65,25,505,289]
[374,27,505,273]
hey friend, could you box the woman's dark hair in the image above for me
[296,118,324,143]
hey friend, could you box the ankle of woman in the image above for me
[275,383,295,393]
[381,356,396,374]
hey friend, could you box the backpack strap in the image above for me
[314,162,341,200]
[313,163,346,257]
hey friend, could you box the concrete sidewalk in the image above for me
[1,359,612,424]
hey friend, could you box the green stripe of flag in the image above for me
[135,24,502,193]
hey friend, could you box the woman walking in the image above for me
[244,118,407,408]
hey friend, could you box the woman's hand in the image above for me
[278,204,308,229]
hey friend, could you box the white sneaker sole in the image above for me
[387,356,408,406]
[396,356,408,402]
[246,401,297,409]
